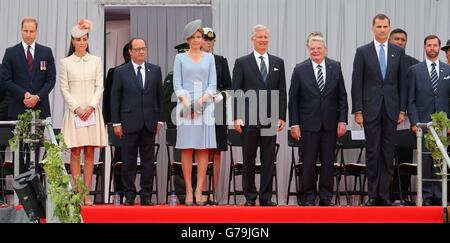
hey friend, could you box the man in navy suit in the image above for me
[289,33,348,206]
[351,14,407,206]
[232,25,287,206]
[1,17,55,120]
[111,38,163,206]
[408,35,450,206]
[1,17,56,173]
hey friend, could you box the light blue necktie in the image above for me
[379,44,386,80]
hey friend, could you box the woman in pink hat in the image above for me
[59,19,107,205]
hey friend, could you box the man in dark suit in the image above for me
[1,17,55,120]
[442,39,450,65]
[351,14,407,206]
[389,28,420,204]
[232,25,287,206]
[102,43,130,203]
[111,37,164,206]
[289,33,348,206]
[408,35,450,206]
[0,63,7,205]
[1,17,56,173]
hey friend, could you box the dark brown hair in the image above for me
[66,33,90,57]
[424,35,441,46]
[372,14,390,26]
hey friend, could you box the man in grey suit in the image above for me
[351,14,407,206]
[408,35,450,206]
[289,33,348,206]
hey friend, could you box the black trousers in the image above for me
[121,126,155,199]
[241,126,276,203]
[363,104,397,200]
[301,128,337,202]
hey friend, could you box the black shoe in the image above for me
[380,199,393,206]
[301,201,315,206]
[260,200,277,206]
[124,197,135,206]
[364,198,378,206]
[207,199,219,205]
[244,201,256,206]
[319,200,335,206]
[433,198,442,206]
[423,198,433,206]
[141,197,154,206]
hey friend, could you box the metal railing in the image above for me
[416,122,448,208]
[0,115,69,222]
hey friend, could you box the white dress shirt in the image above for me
[312,59,326,86]
[374,39,388,66]
[253,50,269,72]
[131,60,146,87]
[22,41,36,58]
[425,58,440,78]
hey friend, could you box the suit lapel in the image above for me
[143,63,152,92]
[385,43,395,80]
[369,42,384,81]
[17,44,30,77]
[323,58,333,96]
[307,59,321,95]
[127,64,142,91]
[437,61,446,93]
[420,62,434,93]
[247,53,265,85]
[30,44,40,80]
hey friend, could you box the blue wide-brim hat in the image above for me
[183,19,202,40]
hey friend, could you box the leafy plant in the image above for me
[9,109,86,223]
[9,109,43,150]
[424,111,450,177]
[42,136,87,223]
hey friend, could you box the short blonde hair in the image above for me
[307,32,327,49]
[21,17,38,29]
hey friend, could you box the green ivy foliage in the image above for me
[424,111,450,177]
[9,109,43,150]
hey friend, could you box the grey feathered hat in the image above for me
[183,19,202,40]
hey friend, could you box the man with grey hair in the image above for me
[232,24,287,206]
[289,32,348,206]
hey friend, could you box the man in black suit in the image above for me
[103,43,130,202]
[408,35,450,206]
[289,33,348,206]
[232,25,287,206]
[351,14,407,206]
[1,17,56,173]
[111,38,164,206]
[389,28,419,204]
[0,63,7,205]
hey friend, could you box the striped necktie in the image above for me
[317,64,325,94]
[26,45,33,75]
[430,62,439,92]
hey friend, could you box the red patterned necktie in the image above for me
[26,45,33,75]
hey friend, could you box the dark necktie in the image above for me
[379,44,386,80]
[317,64,325,94]
[137,66,144,89]
[26,45,33,75]
[431,62,439,92]
[259,56,268,83]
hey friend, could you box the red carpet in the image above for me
[81,205,446,223]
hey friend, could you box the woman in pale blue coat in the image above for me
[173,19,217,205]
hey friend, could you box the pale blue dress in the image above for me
[173,52,217,149]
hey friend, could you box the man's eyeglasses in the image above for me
[132,47,147,52]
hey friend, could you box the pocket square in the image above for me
[274,68,279,71]
[444,75,450,80]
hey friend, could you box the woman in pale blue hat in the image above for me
[173,19,217,206]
